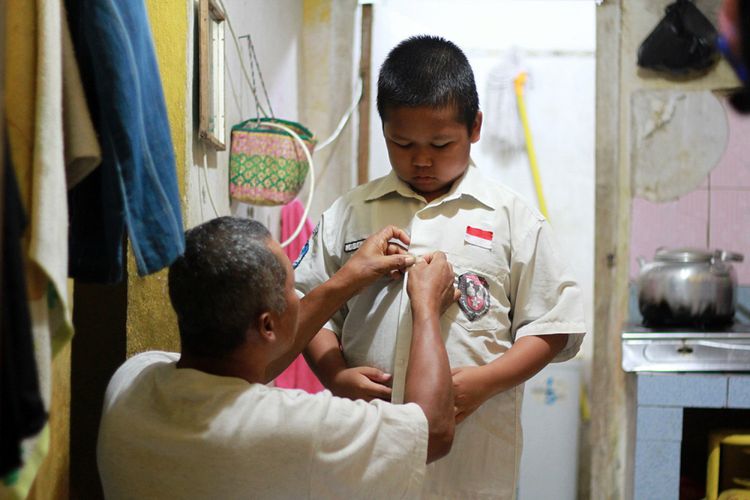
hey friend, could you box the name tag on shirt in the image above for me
[464,226,493,250]
[344,239,365,253]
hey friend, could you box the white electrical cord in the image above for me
[259,121,316,248]
[316,77,363,151]
[206,0,361,242]
[201,160,221,218]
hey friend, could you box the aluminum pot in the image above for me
[636,248,744,327]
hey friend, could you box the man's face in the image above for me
[383,105,481,203]
[267,239,300,350]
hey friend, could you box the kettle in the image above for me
[636,248,744,327]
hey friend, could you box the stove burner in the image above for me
[622,323,750,373]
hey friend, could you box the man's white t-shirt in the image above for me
[97,351,428,499]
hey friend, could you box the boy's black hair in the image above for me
[377,35,479,133]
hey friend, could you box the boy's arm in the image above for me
[451,333,568,423]
[303,329,392,401]
[447,218,585,422]
[303,329,346,386]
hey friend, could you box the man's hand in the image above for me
[339,225,415,291]
[330,366,393,401]
[406,252,460,316]
[404,251,457,462]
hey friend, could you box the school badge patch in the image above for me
[457,273,490,321]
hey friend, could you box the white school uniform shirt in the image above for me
[295,163,586,499]
[97,351,429,500]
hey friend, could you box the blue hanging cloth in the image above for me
[65,0,185,283]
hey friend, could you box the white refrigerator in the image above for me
[518,360,582,500]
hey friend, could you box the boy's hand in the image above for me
[451,335,569,424]
[407,252,460,315]
[330,366,393,401]
[340,225,414,290]
[451,366,492,424]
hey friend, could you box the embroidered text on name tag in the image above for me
[464,226,493,250]
[344,239,365,253]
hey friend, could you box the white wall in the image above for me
[187,0,303,238]
[369,0,596,365]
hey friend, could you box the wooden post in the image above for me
[591,1,635,499]
[357,2,373,186]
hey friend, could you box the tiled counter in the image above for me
[633,373,750,500]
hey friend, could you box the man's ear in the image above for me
[256,312,276,344]
[470,111,483,144]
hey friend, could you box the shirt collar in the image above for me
[364,161,496,210]
[364,171,423,202]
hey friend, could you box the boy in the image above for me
[294,35,586,499]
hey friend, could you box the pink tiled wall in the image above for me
[630,99,750,284]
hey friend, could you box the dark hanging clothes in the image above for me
[65,0,184,284]
[0,152,48,477]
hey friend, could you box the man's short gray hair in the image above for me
[168,217,287,357]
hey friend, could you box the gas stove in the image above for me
[621,323,750,372]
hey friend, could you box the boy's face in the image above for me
[382,105,482,202]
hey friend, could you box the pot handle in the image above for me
[716,250,744,263]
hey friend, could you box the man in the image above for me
[97,217,457,499]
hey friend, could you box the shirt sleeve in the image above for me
[309,395,428,498]
[293,211,346,336]
[509,220,586,362]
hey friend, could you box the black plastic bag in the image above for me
[637,0,719,74]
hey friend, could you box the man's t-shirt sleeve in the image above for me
[308,394,429,497]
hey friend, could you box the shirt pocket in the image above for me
[445,258,508,334]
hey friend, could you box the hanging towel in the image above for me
[0,154,47,481]
[62,9,101,189]
[3,0,69,495]
[65,0,184,283]
[274,199,324,394]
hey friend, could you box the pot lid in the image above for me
[654,248,713,263]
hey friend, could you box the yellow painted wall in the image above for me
[127,0,189,356]
[27,345,70,500]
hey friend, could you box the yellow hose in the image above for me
[515,72,593,421]
[513,72,549,220]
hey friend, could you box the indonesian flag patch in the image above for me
[457,273,491,321]
[464,226,493,250]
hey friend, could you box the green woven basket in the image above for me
[229,118,316,206]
